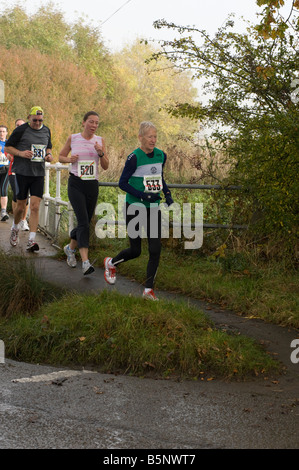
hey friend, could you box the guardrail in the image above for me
[39,163,247,243]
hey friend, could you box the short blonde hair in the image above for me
[138,121,156,137]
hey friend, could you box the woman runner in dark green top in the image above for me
[104,121,173,301]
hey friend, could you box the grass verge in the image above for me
[88,238,299,329]
[0,289,279,380]
[0,251,65,317]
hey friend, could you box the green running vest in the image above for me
[126,147,165,207]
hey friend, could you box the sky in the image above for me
[1,0,272,52]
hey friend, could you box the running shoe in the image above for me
[64,244,77,268]
[104,257,116,285]
[26,240,39,252]
[1,211,9,222]
[142,289,159,301]
[82,260,95,276]
[19,219,29,231]
[10,228,19,247]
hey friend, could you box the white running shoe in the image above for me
[64,244,77,268]
[104,257,116,285]
[142,289,159,301]
[82,260,95,276]
[19,219,29,231]
[10,228,19,247]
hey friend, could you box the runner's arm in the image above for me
[4,146,33,159]
[58,136,77,163]
[97,137,109,170]
[161,153,173,204]
[118,153,145,199]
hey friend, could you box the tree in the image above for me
[0,45,100,150]
[255,0,299,39]
[146,17,298,241]
[112,40,199,150]
[0,4,115,99]
[0,4,203,180]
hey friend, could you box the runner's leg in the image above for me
[145,206,161,289]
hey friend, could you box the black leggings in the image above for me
[68,173,99,249]
[112,203,161,288]
[0,169,9,197]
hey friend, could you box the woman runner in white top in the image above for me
[59,111,109,275]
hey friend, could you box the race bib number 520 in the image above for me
[78,160,96,180]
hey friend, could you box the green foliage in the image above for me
[255,0,299,39]
[148,16,299,244]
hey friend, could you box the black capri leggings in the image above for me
[68,173,99,249]
[112,202,162,288]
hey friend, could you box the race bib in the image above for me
[78,160,96,180]
[0,152,9,165]
[143,175,163,193]
[31,144,46,162]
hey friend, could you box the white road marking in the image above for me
[12,369,97,383]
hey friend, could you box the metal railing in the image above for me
[39,163,247,242]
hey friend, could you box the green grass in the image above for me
[0,251,65,318]
[85,237,299,329]
[0,290,279,380]
[1,232,295,380]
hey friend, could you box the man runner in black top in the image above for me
[5,106,53,251]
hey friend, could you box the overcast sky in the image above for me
[1,0,279,51]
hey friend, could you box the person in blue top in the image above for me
[0,125,9,221]
[104,121,173,301]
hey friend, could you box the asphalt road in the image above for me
[1,358,298,449]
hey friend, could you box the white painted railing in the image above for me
[39,162,74,241]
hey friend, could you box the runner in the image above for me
[4,106,53,250]
[0,125,9,221]
[103,121,174,301]
[58,111,109,275]
[8,119,29,231]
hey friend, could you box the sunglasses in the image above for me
[32,119,43,122]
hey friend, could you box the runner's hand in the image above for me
[20,150,33,159]
[69,154,79,163]
[165,194,174,206]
